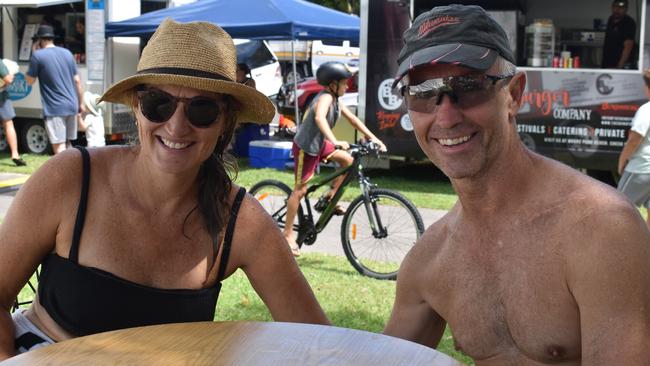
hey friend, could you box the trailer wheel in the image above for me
[19,119,50,155]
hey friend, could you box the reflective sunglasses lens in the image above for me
[140,91,176,123]
[187,97,220,127]
[405,76,494,113]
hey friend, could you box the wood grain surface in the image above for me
[1,321,465,365]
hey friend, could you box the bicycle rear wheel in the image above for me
[341,188,424,280]
[249,180,303,239]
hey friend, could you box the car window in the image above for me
[321,40,343,46]
[236,40,276,69]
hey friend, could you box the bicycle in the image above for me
[250,141,424,280]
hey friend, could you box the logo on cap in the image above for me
[418,16,460,38]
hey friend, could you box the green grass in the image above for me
[0,152,51,175]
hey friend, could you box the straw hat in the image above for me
[100,18,274,124]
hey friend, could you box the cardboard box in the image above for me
[249,140,293,169]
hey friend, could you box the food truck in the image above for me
[0,0,162,154]
[359,0,648,183]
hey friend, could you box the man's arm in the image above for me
[25,75,36,86]
[383,247,446,348]
[73,74,85,113]
[617,39,634,68]
[567,202,650,364]
[618,131,643,174]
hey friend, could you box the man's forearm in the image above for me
[617,41,634,68]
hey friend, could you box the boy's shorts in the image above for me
[292,140,337,185]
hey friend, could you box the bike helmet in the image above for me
[316,61,353,86]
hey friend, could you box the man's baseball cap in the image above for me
[394,4,515,87]
[612,0,627,7]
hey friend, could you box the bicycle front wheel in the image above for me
[341,188,424,280]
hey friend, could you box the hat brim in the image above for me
[393,43,497,88]
[83,92,100,116]
[32,34,58,41]
[99,73,275,124]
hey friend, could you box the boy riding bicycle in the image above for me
[284,61,386,256]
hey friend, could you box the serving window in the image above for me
[412,0,645,70]
[15,2,85,62]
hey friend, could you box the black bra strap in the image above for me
[70,146,90,263]
[216,187,246,282]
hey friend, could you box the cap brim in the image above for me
[393,43,497,88]
[99,74,275,124]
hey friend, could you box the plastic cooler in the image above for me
[232,124,269,157]
[249,140,293,169]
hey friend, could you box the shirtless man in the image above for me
[383,5,650,365]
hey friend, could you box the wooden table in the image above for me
[1,321,464,365]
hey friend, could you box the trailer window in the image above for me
[412,0,644,70]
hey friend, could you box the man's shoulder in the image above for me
[623,14,636,25]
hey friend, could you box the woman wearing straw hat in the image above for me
[0,19,328,358]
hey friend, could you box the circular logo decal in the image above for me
[596,74,613,95]
[377,78,402,110]
[400,113,413,131]
[8,73,32,101]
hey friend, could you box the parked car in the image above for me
[276,72,358,116]
[233,39,283,97]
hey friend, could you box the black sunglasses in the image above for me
[136,88,224,128]
[401,74,514,113]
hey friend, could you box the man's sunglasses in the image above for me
[136,88,224,128]
[400,74,514,113]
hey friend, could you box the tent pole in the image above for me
[292,39,300,126]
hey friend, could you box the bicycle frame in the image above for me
[299,149,387,239]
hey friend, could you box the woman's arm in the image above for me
[0,150,82,359]
[225,193,329,325]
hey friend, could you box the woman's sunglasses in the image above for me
[136,88,224,128]
[400,74,514,113]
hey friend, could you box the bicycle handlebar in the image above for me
[344,141,382,158]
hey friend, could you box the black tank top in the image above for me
[37,146,245,337]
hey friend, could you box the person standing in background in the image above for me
[26,25,85,154]
[236,63,256,89]
[602,0,636,68]
[0,60,25,166]
[617,69,650,227]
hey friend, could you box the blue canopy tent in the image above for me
[105,0,359,40]
[105,0,360,123]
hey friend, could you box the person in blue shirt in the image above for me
[26,25,85,154]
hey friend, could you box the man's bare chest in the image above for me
[426,233,582,364]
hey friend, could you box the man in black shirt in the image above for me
[602,0,636,68]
